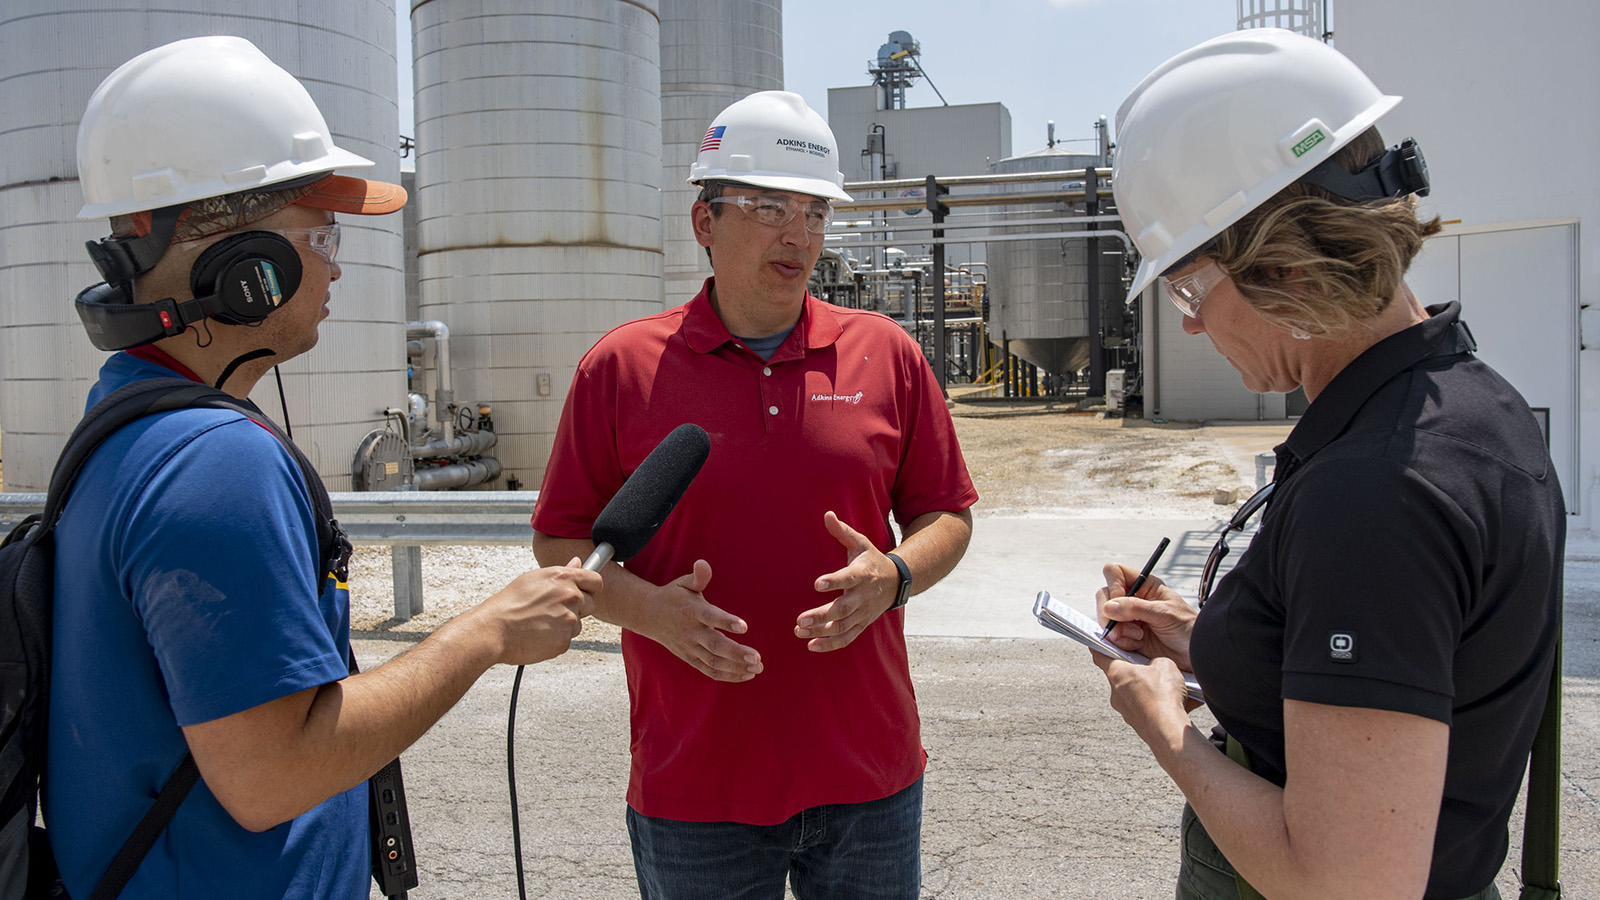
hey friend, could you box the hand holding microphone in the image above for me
[479,560,601,666]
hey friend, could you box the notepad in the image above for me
[1032,590,1205,703]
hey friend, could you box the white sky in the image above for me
[396,1,1239,157]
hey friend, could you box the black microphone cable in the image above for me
[508,665,531,900]
[272,363,292,439]
[504,423,709,900]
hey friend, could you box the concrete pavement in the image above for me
[360,502,1600,898]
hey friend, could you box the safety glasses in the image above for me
[709,194,834,234]
[1159,259,1227,319]
[179,222,341,263]
[1197,481,1276,608]
[275,223,341,263]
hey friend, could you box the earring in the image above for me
[1289,327,1312,340]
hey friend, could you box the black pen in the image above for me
[1102,536,1171,639]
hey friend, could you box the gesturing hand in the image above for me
[645,560,764,682]
[796,511,898,653]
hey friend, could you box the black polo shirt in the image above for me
[1189,302,1565,898]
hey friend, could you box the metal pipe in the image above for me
[828,229,1136,254]
[837,190,1111,214]
[1086,169,1106,399]
[835,213,1125,234]
[844,167,1112,193]
[411,429,498,460]
[817,247,857,277]
[413,457,502,491]
[406,320,453,443]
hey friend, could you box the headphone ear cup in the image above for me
[189,231,303,325]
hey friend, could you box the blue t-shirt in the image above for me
[46,352,367,900]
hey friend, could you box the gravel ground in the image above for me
[345,403,1252,636]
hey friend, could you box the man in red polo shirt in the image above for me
[531,91,976,899]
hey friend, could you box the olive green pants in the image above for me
[1175,803,1501,900]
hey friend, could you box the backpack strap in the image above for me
[55,377,351,581]
[40,378,231,530]
[86,755,199,900]
[43,377,348,897]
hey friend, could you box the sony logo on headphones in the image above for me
[237,263,286,309]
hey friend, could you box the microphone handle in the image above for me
[583,542,615,573]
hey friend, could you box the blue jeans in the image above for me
[626,777,923,900]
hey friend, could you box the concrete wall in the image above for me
[1335,0,1597,526]
[1143,286,1286,422]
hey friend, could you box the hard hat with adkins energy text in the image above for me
[77,35,377,219]
[688,91,852,203]
[1112,28,1402,305]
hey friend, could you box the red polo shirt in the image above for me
[532,279,977,824]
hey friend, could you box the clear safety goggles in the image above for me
[1159,259,1227,319]
[709,194,834,234]
[275,223,341,263]
[178,222,341,264]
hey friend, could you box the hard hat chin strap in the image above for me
[84,204,183,287]
[1297,137,1430,203]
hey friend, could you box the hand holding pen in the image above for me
[1101,536,1170,639]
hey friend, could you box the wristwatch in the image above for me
[885,552,913,610]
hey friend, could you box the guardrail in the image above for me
[1,491,540,622]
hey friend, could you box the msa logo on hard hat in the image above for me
[1291,129,1327,158]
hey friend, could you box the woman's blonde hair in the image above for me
[1209,128,1442,337]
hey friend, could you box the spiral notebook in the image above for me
[1032,590,1204,703]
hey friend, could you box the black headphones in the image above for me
[189,231,302,325]
[75,231,303,351]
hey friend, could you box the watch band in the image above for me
[886,552,913,610]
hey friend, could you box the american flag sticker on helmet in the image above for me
[701,125,726,152]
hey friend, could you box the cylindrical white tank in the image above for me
[659,0,783,308]
[411,0,665,488]
[0,3,405,492]
[984,149,1124,376]
[1236,0,1324,37]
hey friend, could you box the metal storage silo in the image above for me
[660,0,783,308]
[1237,0,1325,37]
[984,148,1123,379]
[411,0,664,488]
[0,2,405,492]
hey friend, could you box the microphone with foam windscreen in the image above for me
[583,423,712,571]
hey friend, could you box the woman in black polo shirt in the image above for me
[1090,29,1564,900]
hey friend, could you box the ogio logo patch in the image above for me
[1328,631,1357,663]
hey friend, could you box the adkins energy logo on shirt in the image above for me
[811,390,864,404]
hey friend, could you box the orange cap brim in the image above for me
[294,174,407,215]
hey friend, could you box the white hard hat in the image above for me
[76,35,379,219]
[687,91,852,203]
[1112,29,1402,304]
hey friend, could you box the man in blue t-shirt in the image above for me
[47,36,601,900]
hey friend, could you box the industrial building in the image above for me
[0,0,1595,529]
